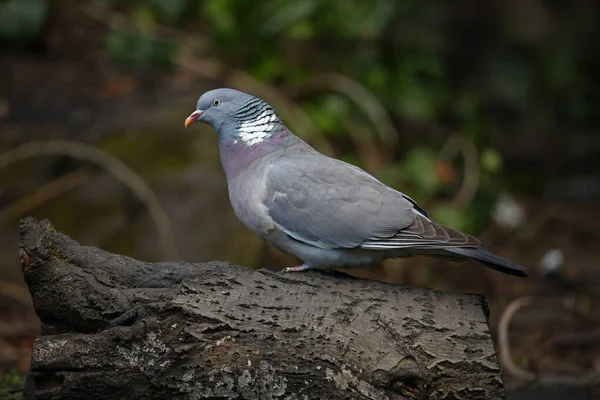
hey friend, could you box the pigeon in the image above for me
[185,88,527,277]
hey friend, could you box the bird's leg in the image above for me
[280,263,313,273]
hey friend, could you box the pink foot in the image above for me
[280,263,312,273]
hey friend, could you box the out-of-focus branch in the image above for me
[498,296,600,385]
[438,133,480,211]
[0,168,94,225]
[498,296,537,381]
[80,3,210,51]
[341,117,387,172]
[0,140,177,260]
[298,73,400,148]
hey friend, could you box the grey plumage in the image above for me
[185,88,527,277]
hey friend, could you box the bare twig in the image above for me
[498,296,537,381]
[438,133,480,210]
[302,73,400,147]
[80,3,210,52]
[341,117,388,172]
[0,168,94,225]
[0,140,177,259]
[498,296,600,385]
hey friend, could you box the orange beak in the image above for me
[184,110,203,127]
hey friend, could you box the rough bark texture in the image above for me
[19,217,505,400]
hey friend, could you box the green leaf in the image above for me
[152,0,187,25]
[250,57,281,81]
[400,147,440,193]
[0,369,25,400]
[132,5,156,34]
[481,148,503,173]
[430,203,466,231]
[0,0,48,41]
[340,153,361,168]
[321,94,351,117]
[396,84,436,121]
[366,65,388,90]
[203,0,236,38]
[263,0,317,35]
[105,31,176,68]
[395,53,447,121]
[288,19,314,40]
[374,161,408,189]
[303,95,350,135]
[358,0,395,38]
[454,91,479,121]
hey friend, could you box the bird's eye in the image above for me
[213,99,221,107]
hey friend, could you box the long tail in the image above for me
[445,247,528,277]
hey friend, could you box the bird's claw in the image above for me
[280,263,312,273]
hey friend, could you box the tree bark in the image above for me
[19,217,505,400]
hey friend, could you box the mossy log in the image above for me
[19,217,505,399]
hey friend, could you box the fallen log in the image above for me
[19,217,505,399]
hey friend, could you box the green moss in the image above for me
[44,221,55,232]
[49,245,70,263]
[0,369,25,400]
[46,238,70,263]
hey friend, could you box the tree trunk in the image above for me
[19,217,505,399]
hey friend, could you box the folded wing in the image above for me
[265,153,481,250]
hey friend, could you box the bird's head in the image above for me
[185,88,282,146]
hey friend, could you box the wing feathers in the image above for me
[361,215,481,250]
[266,152,481,252]
[266,153,417,249]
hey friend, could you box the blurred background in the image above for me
[1,0,599,398]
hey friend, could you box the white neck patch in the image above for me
[236,110,278,146]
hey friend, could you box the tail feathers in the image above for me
[445,247,528,277]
